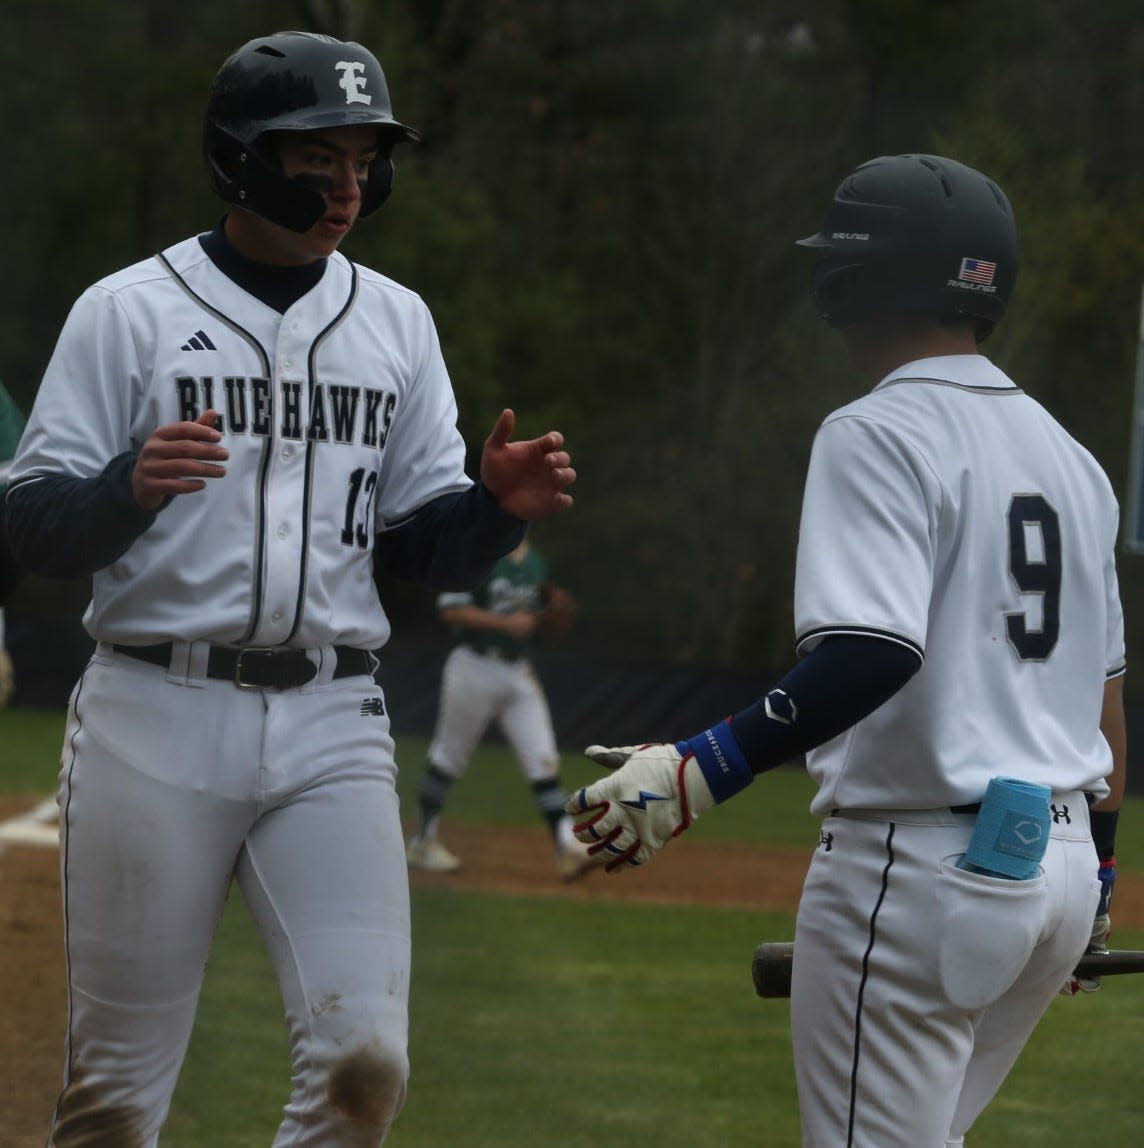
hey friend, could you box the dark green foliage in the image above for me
[3,0,1142,679]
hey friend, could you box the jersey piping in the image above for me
[57,663,90,1101]
[797,624,924,662]
[878,375,1026,397]
[158,251,275,642]
[847,821,896,1147]
[287,263,360,643]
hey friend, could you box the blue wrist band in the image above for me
[677,722,754,805]
[958,777,1052,880]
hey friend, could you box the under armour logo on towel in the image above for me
[360,698,385,717]
[336,61,372,105]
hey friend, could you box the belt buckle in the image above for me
[234,647,276,690]
[233,647,316,690]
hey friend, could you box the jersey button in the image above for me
[277,524,289,539]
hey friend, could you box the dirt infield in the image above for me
[407,820,814,909]
[0,816,66,1143]
[2,798,1141,1144]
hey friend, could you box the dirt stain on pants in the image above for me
[49,1078,145,1147]
[326,1046,407,1143]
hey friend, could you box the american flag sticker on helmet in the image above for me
[958,257,997,285]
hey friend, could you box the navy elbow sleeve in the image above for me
[729,636,922,774]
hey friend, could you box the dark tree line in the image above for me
[3,0,1142,680]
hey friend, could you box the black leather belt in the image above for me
[951,794,1095,815]
[831,793,1093,819]
[112,642,372,690]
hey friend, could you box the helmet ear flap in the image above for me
[359,155,395,217]
[811,261,865,327]
[203,121,246,198]
[203,122,327,233]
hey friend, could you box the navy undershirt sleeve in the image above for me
[5,453,158,579]
[0,496,24,604]
[728,635,922,774]
[373,484,527,589]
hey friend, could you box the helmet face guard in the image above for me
[796,154,1018,340]
[204,31,421,232]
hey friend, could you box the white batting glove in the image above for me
[1059,858,1115,996]
[1060,912,1112,996]
[566,723,755,872]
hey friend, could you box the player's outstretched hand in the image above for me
[565,743,716,872]
[132,410,229,510]
[480,408,575,520]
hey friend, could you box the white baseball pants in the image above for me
[791,797,1100,1147]
[427,645,559,781]
[48,644,410,1147]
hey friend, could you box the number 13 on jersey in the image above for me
[342,466,379,549]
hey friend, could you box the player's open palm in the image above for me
[480,408,575,520]
[566,743,716,871]
[132,410,229,510]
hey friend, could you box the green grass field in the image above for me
[3,706,1142,1145]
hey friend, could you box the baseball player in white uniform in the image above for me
[569,155,1126,1147]
[406,538,601,879]
[5,32,575,1147]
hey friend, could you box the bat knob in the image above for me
[753,941,795,998]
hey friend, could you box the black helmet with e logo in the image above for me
[797,154,1018,341]
[203,31,421,232]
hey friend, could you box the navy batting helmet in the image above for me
[203,31,421,232]
[796,154,1018,340]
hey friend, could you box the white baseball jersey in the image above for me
[794,354,1124,816]
[9,236,471,649]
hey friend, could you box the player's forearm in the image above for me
[1090,674,1126,864]
[725,635,922,775]
[668,636,921,811]
[5,453,158,578]
[374,483,527,589]
[438,605,517,632]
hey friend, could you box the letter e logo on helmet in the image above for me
[336,61,373,106]
[203,31,420,231]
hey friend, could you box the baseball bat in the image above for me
[752,941,1144,999]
